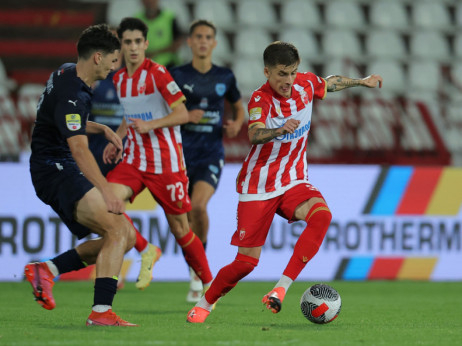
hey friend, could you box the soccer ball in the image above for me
[300,283,342,324]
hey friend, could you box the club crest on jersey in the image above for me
[65,114,81,131]
[249,107,262,121]
[239,229,246,240]
[275,104,282,115]
[215,83,226,96]
[138,83,146,94]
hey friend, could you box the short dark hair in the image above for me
[263,41,300,68]
[77,24,120,60]
[189,19,216,36]
[117,17,148,40]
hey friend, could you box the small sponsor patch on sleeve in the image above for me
[65,113,81,131]
[167,81,181,95]
[249,107,262,121]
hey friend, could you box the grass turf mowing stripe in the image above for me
[2,281,461,345]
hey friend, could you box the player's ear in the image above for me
[263,66,270,79]
[94,52,102,65]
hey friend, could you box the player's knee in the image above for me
[306,204,332,243]
[103,216,133,241]
[316,207,332,226]
[126,223,136,250]
[235,253,259,275]
[190,203,207,217]
[306,204,332,226]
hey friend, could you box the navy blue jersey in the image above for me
[29,63,95,239]
[31,63,92,160]
[88,70,124,175]
[170,63,241,166]
[88,71,123,130]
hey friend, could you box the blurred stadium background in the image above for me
[0,0,461,283]
[0,0,461,165]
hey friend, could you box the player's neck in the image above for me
[192,57,212,74]
[76,60,95,87]
[126,60,143,77]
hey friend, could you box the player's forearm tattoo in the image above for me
[251,127,281,144]
[326,75,361,92]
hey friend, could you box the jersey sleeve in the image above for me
[247,91,270,127]
[225,70,241,104]
[303,72,327,100]
[54,88,88,139]
[153,66,186,109]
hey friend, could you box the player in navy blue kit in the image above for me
[25,24,139,326]
[170,19,245,302]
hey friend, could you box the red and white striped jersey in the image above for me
[113,58,186,173]
[237,72,326,200]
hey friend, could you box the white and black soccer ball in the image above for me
[300,283,342,324]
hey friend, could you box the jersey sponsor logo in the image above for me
[249,107,262,121]
[199,97,208,109]
[68,99,77,106]
[254,95,261,102]
[183,84,194,93]
[125,111,153,121]
[65,114,81,131]
[167,81,181,95]
[215,83,226,96]
[275,121,311,141]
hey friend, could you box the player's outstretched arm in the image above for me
[325,74,383,92]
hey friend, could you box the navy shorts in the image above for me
[186,158,224,195]
[30,156,94,239]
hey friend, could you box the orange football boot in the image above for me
[186,306,210,323]
[24,262,56,310]
[86,309,138,327]
[262,287,286,313]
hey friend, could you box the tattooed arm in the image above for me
[325,74,383,92]
[248,119,301,145]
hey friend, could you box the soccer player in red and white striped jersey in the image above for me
[187,41,383,323]
[103,18,213,291]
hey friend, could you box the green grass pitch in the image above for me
[2,280,461,345]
